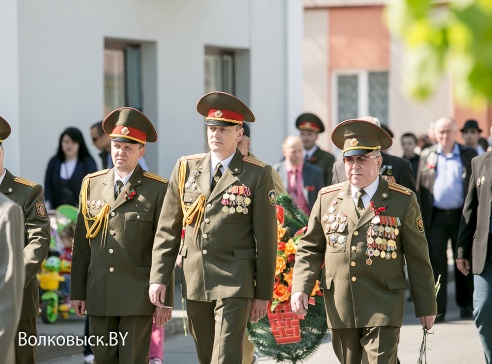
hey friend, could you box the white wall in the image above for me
[1,0,301,183]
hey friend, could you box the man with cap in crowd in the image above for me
[291,118,437,364]
[0,117,51,363]
[71,107,173,363]
[0,192,25,364]
[149,91,277,364]
[332,116,416,192]
[296,112,336,186]
[417,116,476,322]
[460,119,486,155]
[274,135,324,215]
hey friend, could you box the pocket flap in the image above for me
[234,248,256,260]
[179,244,188,257]
[183,193,201,204]
[125,211,153,221]
[385,276,407,289]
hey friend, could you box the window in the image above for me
[104,41,142,116]
[333,70,389,126]
[204,48,235,94]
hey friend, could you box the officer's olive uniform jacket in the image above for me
[292,177,437,329]
[457,151,492,274]
[150,150,277,301]
[0,170,50,319]
[71,165,172,316]
[308,146,335,186]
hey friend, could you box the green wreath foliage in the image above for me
[247,194,328,363]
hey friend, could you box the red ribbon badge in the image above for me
[370,201,386,215]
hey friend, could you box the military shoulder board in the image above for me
[14,177,37,187]
[143,171,168,184]
[320,183,343,195]
[388,182,411,196]
[243,155,266,167]
[85,169,109,179]
[181,153,206,161]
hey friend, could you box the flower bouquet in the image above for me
[247,194,328,363]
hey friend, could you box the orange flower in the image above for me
[275,256,287,275]
[311,280,321,296]
[273,283,291,302]
[283,270,293,286]
[284,239,296,256]
[277,225,287,240]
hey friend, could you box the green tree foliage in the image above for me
[386,0,492,107]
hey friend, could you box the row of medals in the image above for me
[322,200,348,246]
[365,214,401,266]
[221,185,252,214]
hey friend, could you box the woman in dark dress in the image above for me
[44,127,97,209]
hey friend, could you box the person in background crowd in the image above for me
[71,108,172,364]
[44,127,97,209]
[295,113,335,185]
[416,116,476,322]
[332,116,416,193]
[0,117,51,363]
[150,91,277,364]
[457,150,492,363]
[0,193,25,364]
[91,120,149,171]
[478,137,489,153]
[461,119,486,155]
[401,132,420,180]
[274,136,324,215]
[291,118,436,364]
[417,133,434,153]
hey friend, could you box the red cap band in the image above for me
[207,109,244,124]
[110,125,147,144]
[299,121,321,132]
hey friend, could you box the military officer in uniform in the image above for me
[291,119,437,364]
[332,116,416,192]
[71,107,173,364]
[0,117,51,363]
[296,112,336,185]
[149,92,277,364]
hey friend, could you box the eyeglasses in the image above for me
[343,155,379,166]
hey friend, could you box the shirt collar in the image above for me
[285,160,303,173]
[351,177,380,200]
[114,169,135,187]
[437,142,459,157]
[210,151,236,174]
[0,169,5,185]
[304,145,318,159]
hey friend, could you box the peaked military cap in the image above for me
[295,113,325,133]
[102,107,157,144]
[0,116,11,144]
[332,119,392,157]
[197,91,255,127]
[242,122,251,138]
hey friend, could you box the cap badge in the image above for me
[121,127,129,135]
[214,110,223,118]
[350,138,359,147]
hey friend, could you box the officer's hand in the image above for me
[154,306,173,327]
[249,299,268,323]
[71,300,86,317]
[420,315,436,330]
[149,283,167,307]
[291,292,309,316]
[456,258,471,276]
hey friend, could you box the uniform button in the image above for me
[202,233,208,239]
[351,276,357,282]
[351,261,356,267]
[354,231,359,236]
[110,212,115,217]
[205,218,210,224]
[351,246,357,251]
[110,230,115,236]
[137,215,141,219]
[109,249,114,254]
[207,204,212,208]
[109,267,115,272]
[202,250,208,255]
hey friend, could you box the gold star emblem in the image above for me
[121,127,129,135]
[350,138,358,147]
[215,110,223,118]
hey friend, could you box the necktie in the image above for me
[115,180,124,199]
[289,169,297,195]
[356,189,366,217]
[211,163,223,191]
